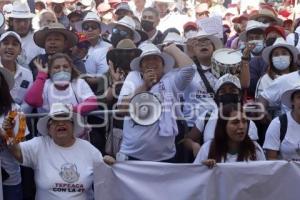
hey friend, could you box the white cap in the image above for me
[214,74,241,93]
[0,31,22,45]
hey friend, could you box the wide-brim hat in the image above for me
[281,86,300,109]
[9,2,35,19]
[130,42,175,73]
[37,103,84,137]
[185,30,223,50]
[106,39,142,63]
[239,20,268,41]
[262,37,299,65]
[81,11,108,33]
[249,5,282,25]
[108,16,141,43]
[0,64,15,90]
[34,23,78,49]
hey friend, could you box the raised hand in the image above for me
[34,58,48,73]
[142,69,158,90]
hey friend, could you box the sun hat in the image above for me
[262,37,299,65]
[239,20,268,41]
[281,86,300,109]
[0,31,22,45]
[130,41,175,73]
[214,73,241,93]
[37,103,84,137]
[114,2,133,15]
[249,4,282,25]
[8,1,35,19]
[106,39,142,65]
[185,30,223,50]
[108,16,141,43]
[81,11,108,33]
[34,22,78,49]
[0,63,15,90]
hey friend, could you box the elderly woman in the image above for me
[24,53,97,118]
[194,103,265,168]
[117,42,195,162]
[1,103,114,200]
[263,86,300,161]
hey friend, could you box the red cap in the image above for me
[183,22,198,31]
[232,13,249,24]
[265,25,286,39]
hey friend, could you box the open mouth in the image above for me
[4,51,15,56]
[56,126,67,132]
[200,47,209,52]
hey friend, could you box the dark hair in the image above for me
[142,7,159,18]
[0,73,13,115]
[268,47,296,76]
[7,18,33,33]
[48,53,80,80]
[208,104,257,162]
[246,28,264,40]
[291,90,300,104]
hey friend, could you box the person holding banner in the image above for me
[193,103,265,168]
[0,103,115,200]
[263,86,300,161]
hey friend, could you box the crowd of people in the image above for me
[0,0,299,199]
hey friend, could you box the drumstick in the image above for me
[228,49,241,54]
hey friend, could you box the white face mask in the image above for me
[249,40,264,54]
[272,55,291,71]
[51,71,71,86]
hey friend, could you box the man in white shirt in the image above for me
[117,42,195,161]
[8,1,44,69]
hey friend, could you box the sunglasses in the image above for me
[112,28,130,37]
[82,23,99,31]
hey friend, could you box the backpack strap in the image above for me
[279,113,288,142]
[295,32,299,47]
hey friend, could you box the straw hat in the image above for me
[34,23,78,48]
[106,39,142,65]
[82,11,108,32]
[37,103,84,137]
[130,42,175,73]
[108,16,141,43]
[250,4,282,24]
[239,20,268,41]
[281,86,300,109]
[185,30,223,50]
[262,37,299,65]
[8,1,35,19]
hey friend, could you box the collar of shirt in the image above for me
[200,64,211,71]
[150,30,159,41]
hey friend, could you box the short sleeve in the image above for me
[19,137,42,168]
[263,117,281,151]
[254,142,266,161]
[248,120,258,141]
[118,71,143,103]
[193,141,211,164]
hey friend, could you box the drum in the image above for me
[211,48,242,78]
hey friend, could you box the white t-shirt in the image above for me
[286,28,300,52]
[0,104,29,186]
[20,136,103,200]
[195,109,259,142]
[260,71,300,112]
[263,111,300,160]
[87,39,111,58]
[85,46,109,75]
[40,78,95,113]
[193,140,266,164]
[255,73,275,99]
[118,65,195,161]
[20,31,45,68]
[183,68,218,127]
[10,63,33,105]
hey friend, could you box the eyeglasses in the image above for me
[193,39,212,46]
[112,27,130,37]
[82,23,99,31]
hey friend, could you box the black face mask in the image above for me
[216,94,241,105]
[265,37,277,47]
[141,20,155,32]
[110,33,125,47]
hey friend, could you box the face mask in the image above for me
[216,94,240,105]
[239,42,245,50]
[272,55,290,71]
[265,37,277,47]
[51,71,71,86]
[141,20,155,32]
[250,40,264,54]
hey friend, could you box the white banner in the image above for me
[94,161,300,200]
[196,16,223,39]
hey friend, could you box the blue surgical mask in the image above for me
[51,71,71,85]
[250,40,264,54]
[272,55,290,71]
